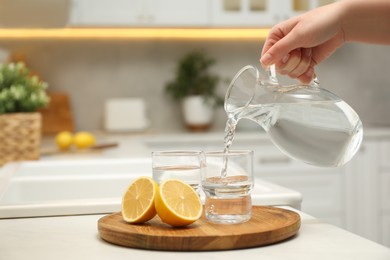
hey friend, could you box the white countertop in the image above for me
[1,208,389,260]
[2,128,390,258]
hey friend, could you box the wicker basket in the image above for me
[0,112,41,166]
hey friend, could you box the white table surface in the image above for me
[3,129,390,259]
[1,208,389,260]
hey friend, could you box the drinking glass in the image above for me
[152,151,204,193]
[201,150,254,224]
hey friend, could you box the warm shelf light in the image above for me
[0,28,269,40]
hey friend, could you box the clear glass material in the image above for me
[224,65,363,167]
[152,151,204,193]
[201,150,254,224]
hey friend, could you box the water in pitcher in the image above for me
[225,99,362,167]
[222,65,363,168]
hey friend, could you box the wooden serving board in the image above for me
[98,206,300,251]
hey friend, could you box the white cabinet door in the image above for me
[258,166,345,226]
[381,215,390,247]
[285,0,336,19]
[69,0,210,27]
[148,0,210,26]
[381,173,390,246]
[380,172,390,214]
[69,0,338,28]
[210,0,337,27]
[211,0,285,27]
[69,0,141,26]
[240,139,347,227]
[379,140,390,247]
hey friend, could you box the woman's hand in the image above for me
[260,2,346,83]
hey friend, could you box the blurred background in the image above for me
[0,0,389,133]
[1,0,390,248]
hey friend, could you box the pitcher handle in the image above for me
[264,64,278,84]
[311,74,320,88]
[267,64,320,88]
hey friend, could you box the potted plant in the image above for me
[165,51,223,131]
[0,62,49,166]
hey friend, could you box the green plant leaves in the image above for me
[0,62,49,114]
[164,51,223,107]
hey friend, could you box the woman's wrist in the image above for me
[336,0,353,43]
[339,0,390,44]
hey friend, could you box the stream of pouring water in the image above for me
[221,116,238,177]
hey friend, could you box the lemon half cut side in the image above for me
[155,179,202,227]
[121,176,158,224]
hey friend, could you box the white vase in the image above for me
[182,95,214,131]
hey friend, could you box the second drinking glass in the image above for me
[152,151,204,193]
[202,150,254,224]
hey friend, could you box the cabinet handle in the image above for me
[258,156,291,165]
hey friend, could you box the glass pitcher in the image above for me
[224,65,363,167]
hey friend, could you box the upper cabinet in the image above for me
[69,0,336,28]
[210,0,336,27]
[149,0,210,26]
[0,0,336,29]
[69,0,211,27]
[288,0,336,17]
[69,0,139,26]
[211,0,283,27]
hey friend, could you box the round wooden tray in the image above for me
[98,206,301,251]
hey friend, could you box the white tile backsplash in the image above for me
[1,40,389,132]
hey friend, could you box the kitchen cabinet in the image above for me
[379,141,390,246]
[231,139,348,228]
[288,0,336,17]
[147,0,210,26]
[250,135,389,247]
[210,0,283,27]
[381,172,390,246]
[69,0,210,27]
[69,0,139,26]
[210,0,337,27]
[69,0,337,28]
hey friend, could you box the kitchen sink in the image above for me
[0,158,301,218]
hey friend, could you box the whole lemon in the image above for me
[73,132,96,149]
[55,131,74,150]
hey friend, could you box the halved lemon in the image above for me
[121,176,158,224]
[155,179,202,227]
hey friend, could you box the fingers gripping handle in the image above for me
[265,64,320,87]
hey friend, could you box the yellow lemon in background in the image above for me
[73,132,96,149]
[55,131,74,150]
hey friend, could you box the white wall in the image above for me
[1,40,389,132]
